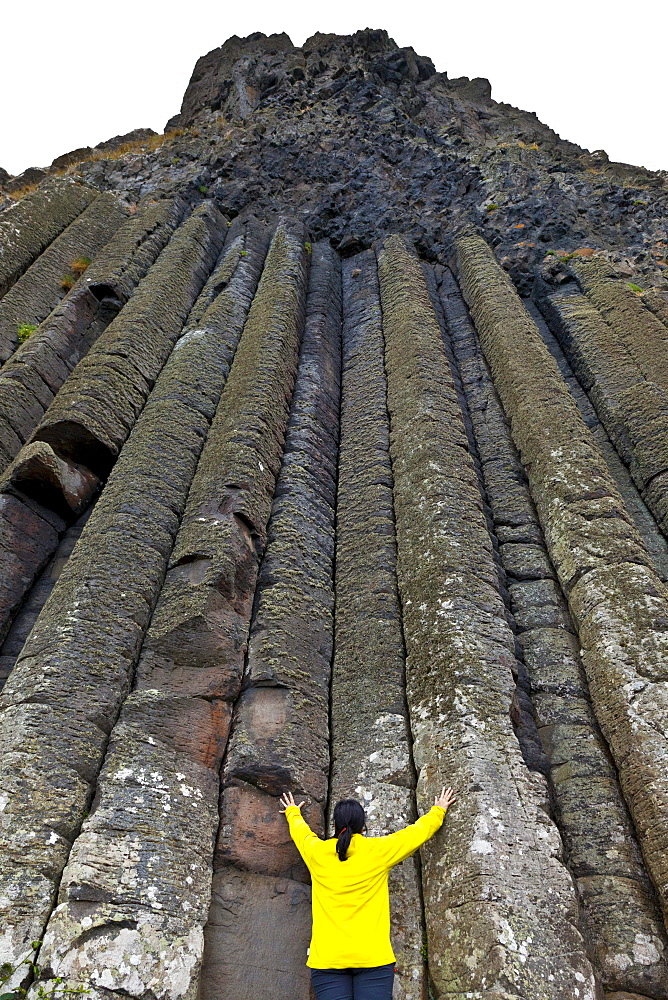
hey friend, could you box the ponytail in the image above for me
[333,799,366,861]
[336,826,353,862]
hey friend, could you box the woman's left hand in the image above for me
[279,790,305,813]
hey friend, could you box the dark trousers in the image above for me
[310,963,395,1000]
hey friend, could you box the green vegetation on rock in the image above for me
[16,323,38,343]
[0,941,90,1000]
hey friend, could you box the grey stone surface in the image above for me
[0,508,91,691]
[30,222,307,1000]
[456,229,668,941]
[0,181,96,299]
[568,256,668,398]
[0,199,185,475]
[200,870,312,1000]
[0,210,237,983]
[136,220,307,710]
[526,297,668,584]
[0,492,65,647]
[329,249,426,1000]
[0,202,224,677]
[380,233,596,999]
[0,192,127,363]
[20,222,271,1000]
[30,201,224,484]
[537,284,668,553]
[0,290,109,474]
[81,196,186,302]
[218,240,340,885]
[440,264,668,996]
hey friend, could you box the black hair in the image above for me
[333,798,366,861]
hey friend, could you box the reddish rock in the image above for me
[0,493,63,644]
[5,441,101,517]
[216,781,322,880]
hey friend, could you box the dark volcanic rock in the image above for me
[4,167,49,193]
[3,27,668,1000]
[167,29,435,130]
[40,28,664,295]
[93,128,158,152]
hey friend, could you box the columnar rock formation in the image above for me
[331,249,425,999]
[2,27,668,1000]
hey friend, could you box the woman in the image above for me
[280,785,456,1000]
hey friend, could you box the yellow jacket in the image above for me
[285,804,446,969]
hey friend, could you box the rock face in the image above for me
[2,26,668,1000]
[331,249,425,999]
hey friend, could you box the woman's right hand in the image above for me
[434,786,456,811]
[279,790,305,813]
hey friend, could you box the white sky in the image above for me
[2,0,666,177]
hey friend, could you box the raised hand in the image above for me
[434,786,456,811]
[279,790,306,813]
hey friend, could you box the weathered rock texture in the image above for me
[0,198,184,474]
[201,237,337,1000]
[0,192,127,362]
[0,508,91,691]
[380,234,596,999]
[455,230,668,955]
[534,262,668,548]
[0,205,228,985]
[0,201,220,664]
[525,294,668,584]
[30,201,223,479]
[0,181,96,298]
[439,265,668,995]
[2,26,668,1000]
[28,220,270,1000]
[92,220,307,1000]
[330,250,426,1000]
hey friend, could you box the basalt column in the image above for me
[567,256,668,397]
[644,290,668,330]
[0,192,128,362]
[28,202,223,481]
[201,240,340,1000]
[0,201,216,650]
[0,181,97,299]
[0,206,228,985]
[0,197,185,473]
[0,508,92,690]
[43,220,308,1000]
[330,250,426,1000]
[536,281,668,548]
[455,229,668,934]
[524,296,668,582]
[378,234,596,1000]
[439,265,668,997]
[18,221,271,1000]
